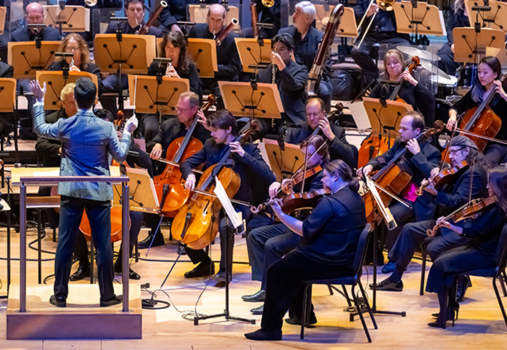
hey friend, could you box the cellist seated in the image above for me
[179,110,275,284]
[356,111,441,266]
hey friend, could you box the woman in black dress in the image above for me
[426,166,507,328]
[447,56,507,165]
[244,159,367,341]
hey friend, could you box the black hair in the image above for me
[124,0,146,10]
[271,33,295,51]
[74,78,96,110]
[207,110,238,135]
[94,109,115,123]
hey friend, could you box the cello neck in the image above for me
[172,115,200,163]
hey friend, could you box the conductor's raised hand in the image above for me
[125,115,138,133]
[30,80,46,103]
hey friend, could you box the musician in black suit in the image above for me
[180,110,274,284]
[187,4,242,109]
[357,111,441,253]
[285,97,358,169]
[11,2,60,42]
[373,136,489,292]
[256,33,308,135]
[101,0,164,115]
[159,0,218,33]
[138,91,211,249]
[243,0,281,39]
[0,60,14,139]
[245,160,367,341]
[351,0,411,85]
[143,30,201,143]
[278,1,333,112]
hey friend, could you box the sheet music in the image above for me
[213,177,243,229]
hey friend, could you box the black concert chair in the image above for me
[455,223,507,328]
[299,223,377,343]
[419,236,436,296]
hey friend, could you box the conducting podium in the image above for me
[128,74,190,121]
[43,5,90,34]
[234,38,272,73]
[218,81,283,119]
[453,27,507,65]
[187,38,218,78]
[36,71,98,111]
[8,41,61,79]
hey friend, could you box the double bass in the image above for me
[153,95,215,217]
[357,56,420,168]
[171,124,258,250]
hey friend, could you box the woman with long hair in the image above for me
[245,159,367,341]
[425,166,507,328]
[447,56,507,165]
[367,49,435,127]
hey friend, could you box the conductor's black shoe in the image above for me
[184,261,215,278]
[250,305,264,315]
[114,264,141,280]
[285,314,317,326]
[138,232,164,249]
[100,295,123,307]
[49,295,66,308]
[244,329,282,341]
[69,265,90,281]
[370,278,403,291]
[242,289,266,302]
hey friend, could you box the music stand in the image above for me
[128,74,190,123]
[8,41,61,79]
[187,38,218,78]
[36,71,98,110]
[393,1,445,44]
[465,0,507,33]
[0,7,6,35]
[188,4,240,30]
[43,4,89,37]
[234,38,272,73]
[453,27,507,65]
[0,78,16,113]
[94,34,157,110]
[112,167,159,214]
[262,138,304,181]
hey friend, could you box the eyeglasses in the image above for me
[448,147,465,156]
[66,46,80,52]
[175,106,192,113]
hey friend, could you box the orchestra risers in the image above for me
[6,284,142,340]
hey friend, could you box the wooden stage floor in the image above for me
[0,226,506,349]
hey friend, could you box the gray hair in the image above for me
[179,91,199,108]
[295,1,316,22]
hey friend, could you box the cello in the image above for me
[171,123,258,250]
[153,95,216,217]
[357,56,420,168]
[363,121,444,225]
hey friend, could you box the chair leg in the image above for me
[352,284,372,343]
[327,284,334,296]
[342,284,353,307]
[300,284,312,340]
[358,281,378,329]
[493,277,507,329]
[420,243,427,296]
[500,270,507,297]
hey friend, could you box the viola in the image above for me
[291,165,322,188]
[153,94,216,217]
[171,122,258,250]
[416,160,469,196]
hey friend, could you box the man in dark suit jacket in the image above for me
[373,135,488,293]
[159,0,218,33]
[243,0,281,39]
[180,110,275,284]
[256,33,308,133]
[285,97,358,169]
[188,4,242,109]
[278,1,333,112]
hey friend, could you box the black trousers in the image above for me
[55,196,114,302]
[484,143,507,166]
[351,35,411,85]
[261,250,354,335]
[386,201,415,251]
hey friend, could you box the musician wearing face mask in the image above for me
[187,4,242,110]
[356,111,441,255]
[284,97,358,169]
[256,33,308,134]
[243,135,328,315]
[180,110,274,284]
[278,1,333,112]
[101,0,164,115]
[373,136,488,294]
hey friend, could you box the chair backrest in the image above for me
[352,223,372,276]
[495,222,507,276]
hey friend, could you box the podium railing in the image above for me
[14,175,130,313]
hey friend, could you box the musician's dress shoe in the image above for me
[370,278,403,291]
[114,263,141,280]
[138,231,164,249]
[69,265,90,281]
[49,295,66,307]
[244,329,282,341]
[184,261,215,278]
[250,304,264,315]
[100,295,123,307]
[242,289,265,302]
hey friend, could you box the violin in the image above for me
[291,165,322,188]
[251,188,331,215]
[171,122,258,250]
[153,94,216,217]
[427,196,496,236]
[416,160,469,196]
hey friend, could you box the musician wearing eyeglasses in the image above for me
[373,136,488,295]
[278,1,333,112]
[351,0,411,85]
[284,98,357,169]
[187,4,242,110]
[356,111,441,256]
